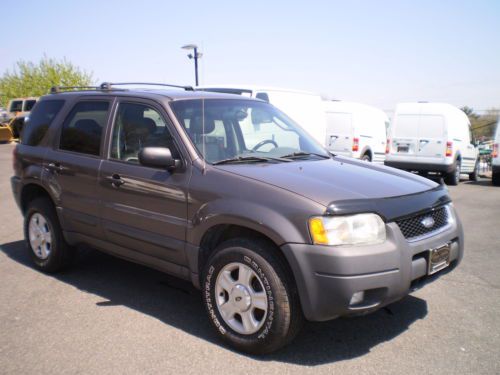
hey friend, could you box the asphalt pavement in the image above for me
[1,142,499,374]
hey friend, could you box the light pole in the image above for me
[181,44,202,86]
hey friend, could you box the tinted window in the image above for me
[21,100,65,146]
[10,100,23,112]
[23,100,37,111]
[60,101,109,156]
[110,103,179,163]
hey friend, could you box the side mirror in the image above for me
[138,147,176,170]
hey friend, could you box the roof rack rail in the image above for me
[101,82,194,91]
[50,85,103,94]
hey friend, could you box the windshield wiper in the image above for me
[212,156,289,165]
[279,151,331,160]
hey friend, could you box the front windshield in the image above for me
[170,99,329,164]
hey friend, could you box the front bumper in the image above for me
[281,205,464,321]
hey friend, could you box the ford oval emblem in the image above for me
[421,216,435,229]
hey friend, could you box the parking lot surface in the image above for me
[1,142,499,374]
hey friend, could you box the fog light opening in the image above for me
[349,291,365,306]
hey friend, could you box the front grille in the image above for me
[396,206,449,241]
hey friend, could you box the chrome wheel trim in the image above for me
[215,262,268,335]
[455,162,461,183]
[28,213,52,260]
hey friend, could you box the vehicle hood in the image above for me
[214,156,439,207]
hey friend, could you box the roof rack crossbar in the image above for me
[101,82,194,91]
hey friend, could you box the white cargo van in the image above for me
[198,85,327,144]
[492,120,500,186]
[323,101,388,163]
[385,102,478,185]
[199,86,388,163]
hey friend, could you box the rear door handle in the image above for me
[106,174,125,188]
[46,162,68,173]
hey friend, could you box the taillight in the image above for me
[493,143,499,158]
[352,137,359,152]
[385,139,390,154]
[445,141,453,157]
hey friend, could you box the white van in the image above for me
[6,97,38,120]
[492,120,500,186]
[385,102,478,185]
[323,101,388,163]
[199,85,388,163]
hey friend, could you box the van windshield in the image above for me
[170,99,329,164]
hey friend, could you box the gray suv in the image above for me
[11,83,464,354]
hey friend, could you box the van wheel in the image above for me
[361,154,371,162]
[24,198,74,272]
[493,172,500,186]
[202,238,303,354]
[468,161,479,181]
[444,160,461,186]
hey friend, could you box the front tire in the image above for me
[202,238,303,354]
[444,160,461,186]
[24,198,74,272]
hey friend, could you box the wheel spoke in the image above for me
[43,232,52,244]
[219,301,236,319]
[218,270,236,292]
[240,310,258,332]
[238,264,253,286]
[251,291,267,311]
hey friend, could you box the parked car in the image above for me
[385,102,479,185]
[492,120,500,186]
[11,83,464,354]
[323,100,389,163]
[6,97,38,121]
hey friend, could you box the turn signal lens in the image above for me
[493,143,499,158]
[385,139,390,154]
[309,218,329,245]
[446,141,453,157]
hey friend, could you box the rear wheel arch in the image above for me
[361,147,372,161]
[21,183,55,214]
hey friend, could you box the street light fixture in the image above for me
[181,44,202,86]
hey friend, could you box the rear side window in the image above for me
[9,100,23,112]
[59,101,109,156]
[22,100,65,146]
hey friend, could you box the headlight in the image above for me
[309,213,386,246]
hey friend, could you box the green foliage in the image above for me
[0,57,94,107]
[461,106,499,141]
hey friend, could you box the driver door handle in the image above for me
[46,162,68,173]
[106,174,125,188]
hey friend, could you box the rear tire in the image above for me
[24,198,74,272]
[468,160,479,181]
[444,160,461,186]
[493,171,500,186]
[361,153,371,162]
[202,238,303,354]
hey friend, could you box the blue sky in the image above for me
[2,0,499,112]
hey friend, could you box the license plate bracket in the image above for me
[428,243,451,275]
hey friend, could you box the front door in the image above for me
[98,100,190,268]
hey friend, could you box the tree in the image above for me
[0,57,94,107]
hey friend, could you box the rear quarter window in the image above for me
[21,100,65,146]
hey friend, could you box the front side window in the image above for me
[22,100,65,146]
[24,100,37,112]
[170,99,327,164]
[59,101,109,156]
[110,102,179,164]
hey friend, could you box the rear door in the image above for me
[325,111,353,155]
[417,115,446,158]
[391,114,420,156]
[98,99,190,268]
[44,98,113,239]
